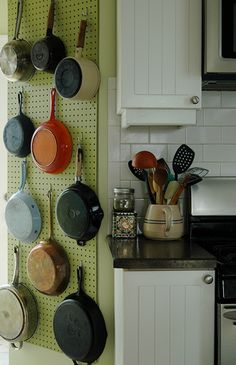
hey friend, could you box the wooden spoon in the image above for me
[153,168,168,204]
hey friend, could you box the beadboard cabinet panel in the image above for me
[117,0,202,127]
[115,269,215,365]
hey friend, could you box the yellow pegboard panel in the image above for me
[7,0,99,352]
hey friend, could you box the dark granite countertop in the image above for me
[107,235,217,270]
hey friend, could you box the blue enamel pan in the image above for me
[5,160,42,243]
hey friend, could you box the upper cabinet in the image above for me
[117,0,202,127]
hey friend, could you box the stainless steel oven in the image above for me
[203,0,236,90]
[188,177,236,365]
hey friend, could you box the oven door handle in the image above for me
[223,311,236,321]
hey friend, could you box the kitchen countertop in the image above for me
[107,235,216,270]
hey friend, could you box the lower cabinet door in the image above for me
[114,269,215,365]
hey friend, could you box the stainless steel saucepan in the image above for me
[0,0,35,82]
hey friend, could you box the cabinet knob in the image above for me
[191,96,200,104]
[203,275,213,284]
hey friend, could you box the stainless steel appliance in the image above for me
[203,0,236,90]
[188,177,236,365]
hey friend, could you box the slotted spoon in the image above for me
[172,144,195,180]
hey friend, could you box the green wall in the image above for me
[2,0,116,364]
[0,0,7,34]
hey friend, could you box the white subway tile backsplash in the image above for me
[108,126,120,161]
[196,109,204,126]
[203,145,236,162]
[150,126,186,143]
[120,126,149,143]
[120,144,131,161]
[222,127,236,144]
[202,91,221,108]
[186,126,221,144]
[130,180,146,199]
[204,109,236,126]
[121,161,134,181]
[221,92,236,108]
[221,163,236,176]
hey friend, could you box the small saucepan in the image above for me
[31,0,66,73]
[31,88,73,174]
[0,0,35,82]
[56,143,104,246]
[0,245,38,349]
[53,265,107,364]
[55,20,100,100]
[5,160,42,243]
[27,187,70,296]
[3,91,35,157]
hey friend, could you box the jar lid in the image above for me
[113,187,134,194]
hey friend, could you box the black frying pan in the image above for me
[56,143,104,246]
[31,0,66,73]
[53,265,107,364]
[3,91,35,157]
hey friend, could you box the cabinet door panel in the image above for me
[117,0,201,110]
[115,270,214,365]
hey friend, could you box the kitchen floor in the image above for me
[0,338,9,365]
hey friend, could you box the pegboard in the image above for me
[7,0,99,352]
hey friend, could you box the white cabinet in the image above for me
[115,269,215,365]
[117,0,202,127]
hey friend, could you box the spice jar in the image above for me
[113,188,135,212]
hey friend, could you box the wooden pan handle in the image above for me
[76,19,87,49]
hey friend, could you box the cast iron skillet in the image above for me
[56,143,104,246]
[3,91,35,157]
[53,265,107,364]
[31,0,66,73]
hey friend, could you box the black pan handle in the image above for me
[75,143,83,183]
[46,0,55,36]
[76,265,83,293]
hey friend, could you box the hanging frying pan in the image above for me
[56,143,104,246]
[53,265,107,364]
[27,187,70,296]
[31,88,72,174]
[5,160,42,243]
[3,91,35,157]
[31,0,66,73]
[55,20,100,100]
[0,0,35,82]
[0,245,38,349]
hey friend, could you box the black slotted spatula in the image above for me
[172,144,195,180]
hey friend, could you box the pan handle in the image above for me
[49,88,56,121]
[11,342,23,350]
[75,143,83,183]
[76,265,83,294]
[47,186,53,240]
[19,160,27,192]
[72,361,91,365]
[76,19,87,57]
[13,0,23,40]
[46,0,55,36]
[12,245,20,286]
